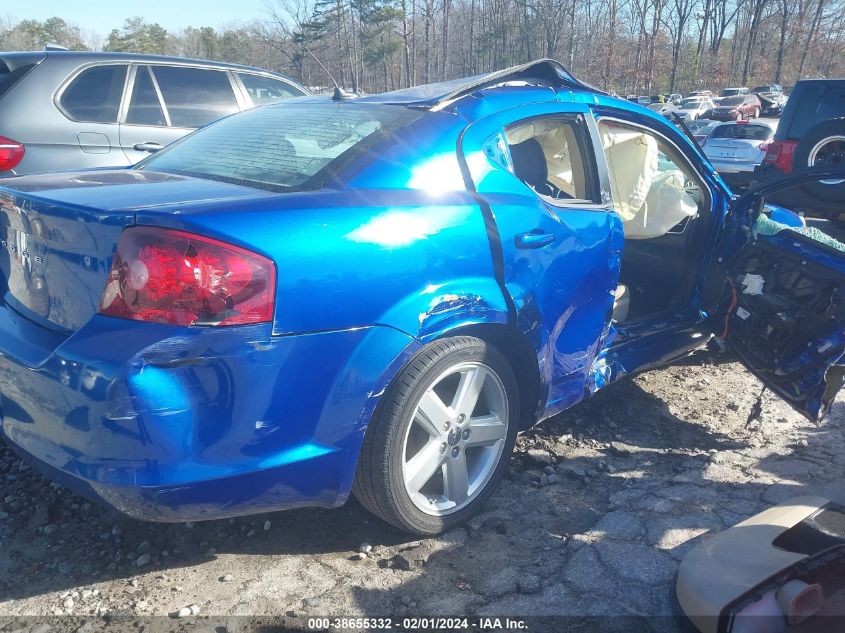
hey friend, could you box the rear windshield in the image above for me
[711,124,772,140]
[680,99,702,108]
[0,54,44,100]
[139,102,422,191]
[721,96,744,106]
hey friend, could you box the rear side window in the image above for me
[60,65,127,123]
[151,66,239,128]
[126,66,166,126]
[786,85,845,139]
[139,103,422,191]
[238,73,303,105]
[504,116,596,202]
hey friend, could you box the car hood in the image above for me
[0,169,277,212]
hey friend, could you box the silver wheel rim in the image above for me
[401,361,509,516]
[809,135,845,185]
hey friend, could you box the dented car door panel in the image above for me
[459,101,624,417]
[709,167,845,421]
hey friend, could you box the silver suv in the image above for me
[0,51,308,176]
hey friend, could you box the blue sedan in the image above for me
[0,60,842,534]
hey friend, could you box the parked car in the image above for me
[720,87,750,97]
[673,97,716,121]
[707,94,762,121]
[752,84,787,117]
[648,102,672,115]
[0,59,842,535]
[0,50,308,177]
[688,90,714,98]
[751,84,783,95]
[756,78,845,226]
[702,120,777,190]
[684,95,715,104]
[757,92,787,117]
[685,118,721,145]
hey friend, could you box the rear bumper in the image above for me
[0,308,418,521]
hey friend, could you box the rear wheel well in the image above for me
[434,323,541,429]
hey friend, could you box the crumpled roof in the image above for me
[355,58,603,109]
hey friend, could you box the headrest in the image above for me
[509,138,548,189]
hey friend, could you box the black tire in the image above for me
[353,336,519,535]
[793,117,845,204]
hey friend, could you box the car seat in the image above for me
[509,138,554,197]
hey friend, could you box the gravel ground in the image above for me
[0,348,843,630]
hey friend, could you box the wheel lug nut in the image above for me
[443,421,450,431]
[440,442,447,454]
[458,413,466,423]
[462,429,470,440]
[451,447,459,458]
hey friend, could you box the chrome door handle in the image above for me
[133,142,164,153]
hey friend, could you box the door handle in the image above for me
[514,231,556,249]
[133,142,164,153]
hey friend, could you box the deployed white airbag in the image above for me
[600,123,698,239]
[602,127,658,221]
[625,170,699,239]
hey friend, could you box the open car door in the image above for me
[704,166,845,421]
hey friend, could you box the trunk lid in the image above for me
[705,139,764,163]
[0,169,274,332]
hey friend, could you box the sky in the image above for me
[5,0,274,34]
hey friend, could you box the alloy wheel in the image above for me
[401,361,509,516]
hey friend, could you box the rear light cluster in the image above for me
[99,227,276,327]
[0,136,25,172]
[763,139,798,173]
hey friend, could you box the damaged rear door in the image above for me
[704,167,845,421]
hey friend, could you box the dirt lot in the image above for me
[0,348,843,631]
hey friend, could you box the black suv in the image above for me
[755,79,845,224]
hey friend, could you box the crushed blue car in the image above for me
[0,59,842,534]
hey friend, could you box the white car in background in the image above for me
[702,119,777,189]
[672,97,716,121]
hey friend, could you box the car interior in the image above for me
[505,116,711,324]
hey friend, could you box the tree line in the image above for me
[2,0,843,97]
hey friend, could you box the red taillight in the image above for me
[763,139,797,172]
[99,227,276,326]
[0,136,25,172]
